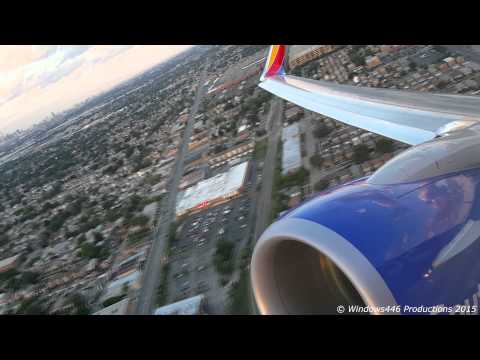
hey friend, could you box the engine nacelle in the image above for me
[251,129,480,315]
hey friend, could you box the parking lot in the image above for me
[165,164,256,314]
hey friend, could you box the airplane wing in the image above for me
[259,45,480,145]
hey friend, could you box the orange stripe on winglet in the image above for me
[268,45,280,69]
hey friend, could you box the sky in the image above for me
[0,45,193,134]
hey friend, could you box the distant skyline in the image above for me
[0,45,193,134]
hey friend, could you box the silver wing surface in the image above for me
[260,48,480,145]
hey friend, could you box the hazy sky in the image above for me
[0,45,193,134]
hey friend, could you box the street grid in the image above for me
[135,65,209,315]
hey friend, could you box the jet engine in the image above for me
[251,128,480,315]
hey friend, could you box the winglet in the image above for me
[260,45,287,81]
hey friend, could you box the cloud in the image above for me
[84,45,135,64]
[0,80,24,105]
[59,46,92,63]
[0,45,193,133]
[36,56,86,88]
[0,46,47,73]
[32,45,58,60]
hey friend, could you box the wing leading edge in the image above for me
[260,45,480,145]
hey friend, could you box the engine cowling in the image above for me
[251,130,480,315]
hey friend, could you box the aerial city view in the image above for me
[2,44,480,315]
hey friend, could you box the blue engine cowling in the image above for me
[251,166,480,315]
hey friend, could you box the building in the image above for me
[103,270,140,301]
[443,57,456,67]
[288,45,336,69]
[113,251,145,278]
[411,49,445,67]
[0,255,19,274]
[284,106,304,122]
[365,56,382,69]
[380,45,403,54]
[179,169,206,190]
[154,295,206,315]
[177,113,189,124]
[188,136,209,152]
[86,259,97,273]
[281,124,302,176]
[208,141,254,168]
[176,161,249,217]
[93,298,130,315]
[190,130,209,143]
[184,154,208,173]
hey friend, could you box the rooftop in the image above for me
[176,161,249,215]
[0,255,19,269]
[281,124,302,175]
[289,45,324,59]
[154,295,205,315]
[93,298,130,315]
[107,270,140,290]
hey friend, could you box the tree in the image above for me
[227,270,250,315]
[16,297,47,315]
[102,295,126,308]
[123,194,144,216]
[433,45,447,53]
[168,222,179,243]
[353,144,370,164]
[212,144,226,154]
[46,211,68,232]
[309,154,324,168]
[214,239,235,276]
[351,53,366,66]
[437,80,448,89]
[20,271,40,285]
[375,138,394,154]
[70,293,91,315]
[314,179,330,192]
[0,234,9,247]
[409,62,417,71]
[279,167,310,188]
[127,214,150,227]
[93,232,104,243]
[80,243,101,259]
[213,116,225,125]
[40,231,51,248]
[313,124,332,139]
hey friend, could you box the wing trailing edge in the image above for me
[259,45,480,145]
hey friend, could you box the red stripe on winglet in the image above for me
[266,45,285,77]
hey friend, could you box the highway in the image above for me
[252,98,284,242]
[248,97,284,314]
[134,66,208,315]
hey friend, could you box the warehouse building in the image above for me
[281,123,302,176]
[101,270,140,302]
[175,161,249,218]
[93,298,130,315]
[208,141,254,168]
[289,45,336,69]
[154,295,206,315]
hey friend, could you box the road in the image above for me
[252,98,284,243]
[134,66,209,315]
[248,98,284,314]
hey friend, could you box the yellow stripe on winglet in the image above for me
[268,45,280,69]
